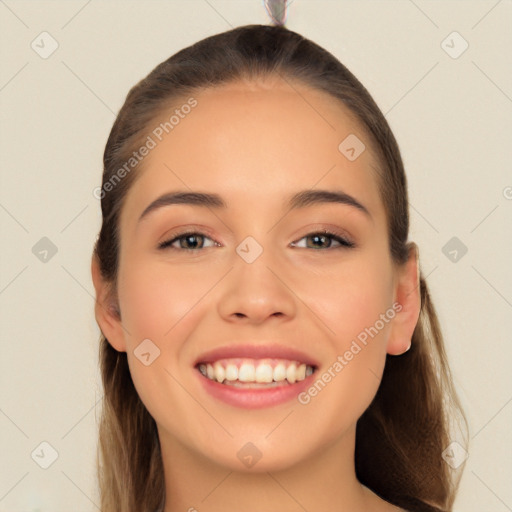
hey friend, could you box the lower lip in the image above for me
[195,368,316,409]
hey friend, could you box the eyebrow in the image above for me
[138,189,371,222]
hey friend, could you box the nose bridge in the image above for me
[216,234,296,322]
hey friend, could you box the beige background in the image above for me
[1,1,511,510]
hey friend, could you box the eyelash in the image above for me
[157,229,355,251]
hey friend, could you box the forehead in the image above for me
[120,78,384,229]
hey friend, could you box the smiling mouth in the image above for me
[196,358,317,388]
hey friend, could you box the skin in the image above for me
[92,75,420,511]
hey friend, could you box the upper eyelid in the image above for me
[160,228,354,248]
[159,222,354,240]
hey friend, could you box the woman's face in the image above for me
[101,77,412,471]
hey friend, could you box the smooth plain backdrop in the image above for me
[1,1,511,511]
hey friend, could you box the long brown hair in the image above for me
[93,24,468,512]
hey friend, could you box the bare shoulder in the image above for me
[361,484,408,512]
[375,497,408,512]
[379,500,407,512]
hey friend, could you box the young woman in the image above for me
[91,23,468,512]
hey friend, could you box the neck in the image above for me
[159,424,371,512]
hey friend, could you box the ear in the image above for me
[386,242,421,356]
[91,252,127,352]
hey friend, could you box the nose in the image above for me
[216,249,297,325]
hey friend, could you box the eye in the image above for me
[158,231,219,251]
[157,229,355,252]
[291,230,355,250]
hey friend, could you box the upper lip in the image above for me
[194,343,319,368]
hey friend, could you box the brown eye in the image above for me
[158,231,218,250]
[292,231,355,250]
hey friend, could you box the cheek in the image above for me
[298,263,393,431]
[118,259,211,344]
[304,254,394,345]
[118,260,213,429]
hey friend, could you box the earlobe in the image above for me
[91,253,127,352]
[386,242,421,356]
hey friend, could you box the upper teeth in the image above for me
[198,358,315,384]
